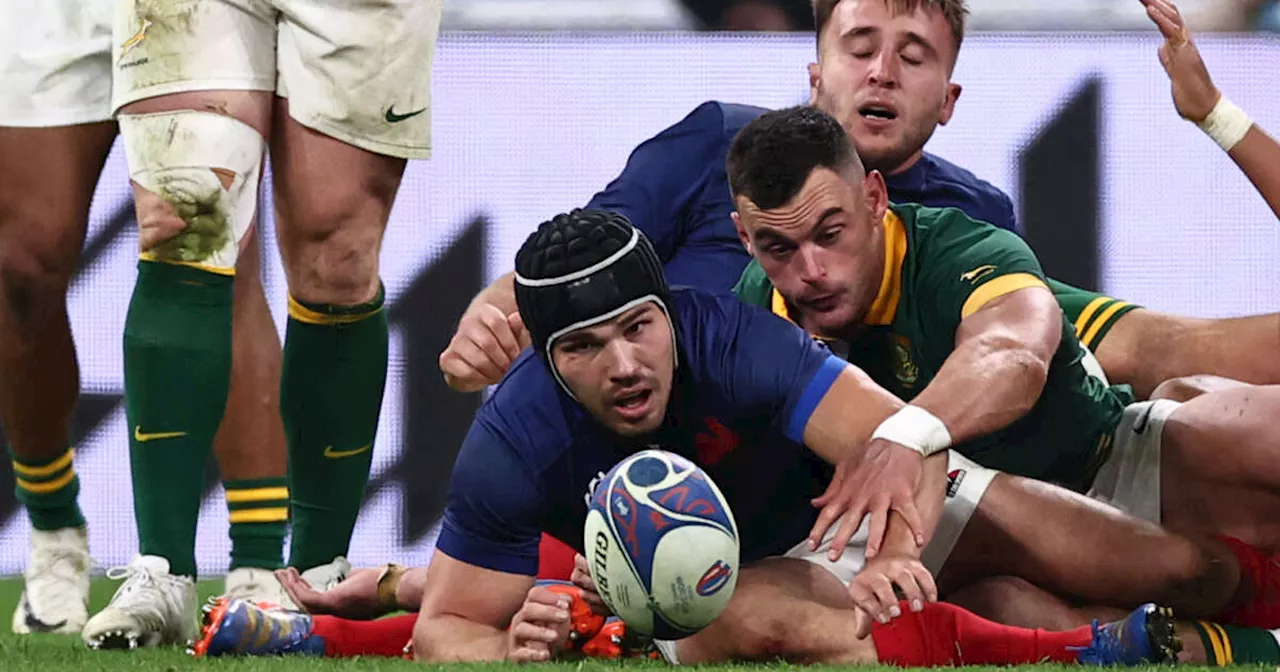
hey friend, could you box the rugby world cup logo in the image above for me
[695,559,733,596]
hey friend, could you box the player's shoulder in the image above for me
[475,351,582,465]
[895,201,1027,263]
[666,101,768,146]
[913,153,1016,230]
[731,259,773,308]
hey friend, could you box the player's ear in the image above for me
[731,210,753,254]
[863,170,889,219]
[938,82,962,126]
[807,62,821,105]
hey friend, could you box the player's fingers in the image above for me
[894,497,926,547]
[867,574,902,622]
[477,307,524,362]
[519,601,571,624]
[510,620,562,645]
[807,499,847,551]
[508,312,533,350]
[828,507,867,562]
[526,586,573,608]
[450,336,506,385]
[863,495,890,558]
[891,565,925,613]
[508,639,553,663]
[847,580,883,625]
[910,561,940,605]
[1145,3,1182,40]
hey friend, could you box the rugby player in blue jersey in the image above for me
[440,0,1280,404]
[190,208,1178,666]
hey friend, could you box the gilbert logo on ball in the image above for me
[583,449,740,640]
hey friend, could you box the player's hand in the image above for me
[810,438,925,561]
[439,304,531,393]
[507,586,573,663]
[848,554,938,639]
[274,567,388,619]
[571,554,612,616]
[1141,0,1220,122]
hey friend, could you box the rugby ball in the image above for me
[583,449,739,640]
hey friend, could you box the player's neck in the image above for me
[881,150,925,176]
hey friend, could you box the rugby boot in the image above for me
[11,526,91,634]
[1073,603,1180,665]
[223,567,299,611]
[82,554,197,649]
[190,597,324,657]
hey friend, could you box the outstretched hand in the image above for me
[1140,0,1220,122]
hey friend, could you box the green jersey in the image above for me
[734,203,1134,491]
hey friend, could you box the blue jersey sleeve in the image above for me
[435,417,546,576]
[586,102,733,262]
[678,291,847,444]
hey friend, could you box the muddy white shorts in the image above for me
[112,0,442,159]
[1086,399,1181,525]
[0,0,114,126]
[654,451,999,663]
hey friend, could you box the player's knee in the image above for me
[283,216,383,306]
[118,109,265,273]
[0,235,76,326]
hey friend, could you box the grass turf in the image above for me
[0,576,1242,672]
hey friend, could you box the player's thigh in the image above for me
[676,557,872,664]
[939,472,1208,605]
[0,124,117,294]
[1160,386,1280,545]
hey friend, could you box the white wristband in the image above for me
[1197,96,1253,152]
[870,405,952,457]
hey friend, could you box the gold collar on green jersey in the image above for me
[770,209,908,329]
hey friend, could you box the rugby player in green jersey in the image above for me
[726,101,1280,665]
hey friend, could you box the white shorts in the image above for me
[654,451,998,664]
[1086,399,1181,524]
[0,0,114,126]
[112,0,442,159]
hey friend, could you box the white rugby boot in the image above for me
[81,554,198,649]
[11,526,91,634]
[222,567,298,611]
[298,556,351,592]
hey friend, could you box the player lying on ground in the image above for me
[726,104,1280,664]
[440,0,1280,407]
[195,208,1178,666]
[82,0,444,649]
[0,0,295,637]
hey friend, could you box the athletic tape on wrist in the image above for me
[870,405,952,456]
[1198,96,1253,152]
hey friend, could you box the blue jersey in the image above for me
[587,101,1017,292]
[437,288,848,576]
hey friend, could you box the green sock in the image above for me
[224,477,288,570]
[281,284,388,571]
[125,260,233,578]
[1193,620,1280,665]
[10,446,85,531]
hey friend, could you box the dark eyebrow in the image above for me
[842,25,938,60]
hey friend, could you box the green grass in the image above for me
[0,577,1241,672]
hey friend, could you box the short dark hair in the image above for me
[726,105,863,211]
[814,0,969,57]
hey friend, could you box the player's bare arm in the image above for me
[412,551,554,662]
[440,271,528,392]
[1143,0,1280,219]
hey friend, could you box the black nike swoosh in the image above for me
[384,106,426,123]
[1132,405,1155,434]
[21,597,68,632]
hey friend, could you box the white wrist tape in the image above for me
[1197,96,1253,152]
[871,405,952,457]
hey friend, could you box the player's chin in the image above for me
[606,395,665,436]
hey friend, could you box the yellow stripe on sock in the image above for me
[139,252,236,276]
[228,507,290,524]
[288,295,383,325]
[1199,620,1227,665]
[1211,622,1233,665]
[1072,297,1110,338]
[12,449,75,478]
[16,469,76,494]
[225,486,289,503]
[1081,301,1131,349]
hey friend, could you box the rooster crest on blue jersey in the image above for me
[584,449,740,640]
